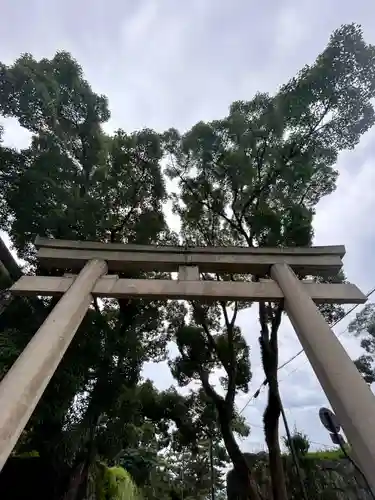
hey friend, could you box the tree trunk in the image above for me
[217,406,261,500]
[62,461,88,500]
[263,374,288,500]
[259,303,288,500]
[0,289,13,316]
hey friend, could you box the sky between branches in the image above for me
[1,0,375,452]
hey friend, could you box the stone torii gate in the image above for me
[1,237,375,491]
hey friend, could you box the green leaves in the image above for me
[282,430,310,458]
[0,51,109,135]
[280,24,375,150]
[167,24,375,253]
[348,303,375,384]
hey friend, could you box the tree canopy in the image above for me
[0,22,374,500]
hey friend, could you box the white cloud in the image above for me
[273,3,310,55]
[1,117,32,150]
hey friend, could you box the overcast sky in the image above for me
[1,0,375,454]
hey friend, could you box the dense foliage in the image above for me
[0,22,374,500]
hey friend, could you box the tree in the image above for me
[0,52,177,499]
[164,23,375,500]
[348,303,375,384]
[165,295,259,498]
[282,429,310,458]
[114,386,230,500]
[161,436,228,500]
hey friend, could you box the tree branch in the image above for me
[171,161,251,244]
[220,301,238,405]
[271,303,283,350]
[238,138,268,225]
[230,301,239,328]
[230,186,253,245]
[198,367,224,408]
[243,102,334,231]
[194,303,231,375]
[93,297,101,315]
[109,161,149,242]
[259,302,270,345]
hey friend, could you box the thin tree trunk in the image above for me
[263,375,288,500]
[62,462,87,500]
[62,417,98,500]
[217,407,261,500]
[259,302,288,500]
[199,365,261,500]
[198,361,261,500]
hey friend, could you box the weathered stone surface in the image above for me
[35,236,345,275]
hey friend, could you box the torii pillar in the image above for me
[0,259,107,469]
[272,264,375,492]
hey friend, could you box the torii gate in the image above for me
[1,237,375,491]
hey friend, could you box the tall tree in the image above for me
[348,302,375,384]
[0,52,176,499]
[166,296,259,499]
[164,23,375,500]
[117,385,231,500]
[161,434,229,500]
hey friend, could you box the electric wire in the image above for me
[326,412,375,499]
[246,421,335,448]
[280,401,309,500]
[239,285,375,414]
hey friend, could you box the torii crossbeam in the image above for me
[1,237,375,493]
